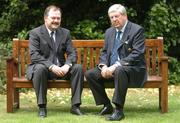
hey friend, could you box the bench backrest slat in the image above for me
[145,39,163,76]
[12,39,164,77]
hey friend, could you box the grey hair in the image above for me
[108,4,127,15]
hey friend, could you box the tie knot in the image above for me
[116,31,121,39]
[50,31,54,37]
[50,31,56,43]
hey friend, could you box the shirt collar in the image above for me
[46,27,56,36]
[116,20,128,33]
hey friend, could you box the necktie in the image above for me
[110,31,121,65]
[50,31,58,65]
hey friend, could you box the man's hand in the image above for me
[101,65,108,78]
[51,64,70,77]
[106,65,116,78]
[60,64,70,75]
[101,65,117,79]
[51,65,64,77]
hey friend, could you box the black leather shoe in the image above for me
[70,107,84,116]
[39,108,47,118]
[98,104,113,115]
[106,109,125,121]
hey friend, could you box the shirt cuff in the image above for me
[98,63,107,70]
[66,63,72,68]
[114,61,121,67]
[49,65,55,71]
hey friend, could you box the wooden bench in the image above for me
[6,38,168,113]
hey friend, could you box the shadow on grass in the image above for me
[14,102,159,114]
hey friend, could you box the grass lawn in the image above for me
[0,85,180,123]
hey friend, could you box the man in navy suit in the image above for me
[85,4,147,121]
[26,5,84,118]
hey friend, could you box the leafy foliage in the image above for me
[145,1,180,51]
[145,1,180,84]
[0,0,29,42]
[71,20,104,39]
[168,57,180,84]
[0,0,180,91]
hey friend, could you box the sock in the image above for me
[72,103,80,109]
[38,104,46,108]
[104,103,112,107]
[114,103,123,111]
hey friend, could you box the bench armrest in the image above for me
[6,57,18,64]
[6,57,19,79]
[160,56,168,62]
[159,56,168,85]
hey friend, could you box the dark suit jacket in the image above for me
[26,25,77,80]
[100,21,147,87]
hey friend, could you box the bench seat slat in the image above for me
[13,75,162,83]
[13,76,162,89]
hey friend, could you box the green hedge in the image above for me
[0,0,179,94]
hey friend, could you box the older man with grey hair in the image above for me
[85,4,147,121]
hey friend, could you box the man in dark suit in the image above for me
[26,5,84,118]
[85,4,147,121]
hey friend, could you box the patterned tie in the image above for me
[110,31,121,65]
[50,31,58,65]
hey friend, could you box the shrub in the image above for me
[71,20,104,39]
[145,1,180,52]
[168,57,180,85]
[145,1,180,84]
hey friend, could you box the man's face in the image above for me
[44,9,61,31]
[109,11,127,29]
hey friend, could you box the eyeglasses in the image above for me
[109,14,121,20]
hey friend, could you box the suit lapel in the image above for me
[109,29,116,51]
[55,28,64,50]
[40,25,54,49]
[118,21,131,49]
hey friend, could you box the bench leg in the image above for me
[160,86,168,113]
[7,82,14,113]
[14,89,20,109]
[159,88,161,110]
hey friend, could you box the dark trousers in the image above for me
[32,64,84,106]
[85,66,132,108]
